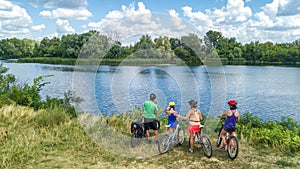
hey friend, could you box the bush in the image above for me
[0,64,82,119]
[238,112,300,153]
[34,106,69,127]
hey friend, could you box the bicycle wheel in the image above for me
[131,131,141,147]
[201,135,213,158]
[177,127,185,145]
[216,128,222,147]
[158,134,170,154]
[227,136,239,160]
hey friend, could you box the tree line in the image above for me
[0,30,299,65]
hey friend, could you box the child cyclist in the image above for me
[219,100,240,149]
[177,100,203,153]
[164,102,178,134]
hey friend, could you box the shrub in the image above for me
[34,106,69,127]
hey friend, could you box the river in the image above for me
[1,61,300,123]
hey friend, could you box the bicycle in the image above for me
[157,121,185,154]
[131,118,160,147]
[216,119,239,160]
[190,124,213,158]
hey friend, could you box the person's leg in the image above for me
[146,130,150,139]
[189,133,194,152]
[221,129,227,148]
[154,130,158,140]
[231,131,236,137]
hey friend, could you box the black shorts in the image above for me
[144,120,158,130]
[224,126,236,132]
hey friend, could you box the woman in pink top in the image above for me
[177,100,203,153]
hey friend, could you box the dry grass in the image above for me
[1,105,299,169]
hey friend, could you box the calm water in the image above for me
[2,61,300,123]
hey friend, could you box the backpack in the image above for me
[131,121,145,137]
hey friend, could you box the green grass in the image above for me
[1,105,300,169]
[275,160,296,167]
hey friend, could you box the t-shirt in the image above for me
[143,101,158,119]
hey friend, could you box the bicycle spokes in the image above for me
[227,136,239,160]
[201,135,212,158]
[158,134,170,154]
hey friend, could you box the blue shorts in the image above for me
[168,122,177,129]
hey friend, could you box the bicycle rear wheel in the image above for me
[216,128,222,147]
[131,131,141,147]
[227,136,239,160]
[158,134,170,154]
[201,135,213,158]
[177,127,185,145]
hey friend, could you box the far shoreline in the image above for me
[2,57,300,67]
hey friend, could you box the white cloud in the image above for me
[225,0,252,22]
[29,0,88,9]
[56,19,75,34]
[250,0,300,31]
[32,24,46,31]
[40,8,92,20]
[0,0,32,38]
[182,6,210,22]
[169,9,179,17]
[180,0,300,43]
[277,0,300,16]
[168,9,186,31]
[84,2,202,46]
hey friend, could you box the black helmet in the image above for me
[188,100,197,108]
[150,93,156,100]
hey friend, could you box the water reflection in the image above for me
[1,61,300,123]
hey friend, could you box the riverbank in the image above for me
[16,57,185,66]
[1,104,299,169]
[15,57,300,67]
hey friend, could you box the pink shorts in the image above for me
[188,125,200,134]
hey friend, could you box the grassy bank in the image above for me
[1,105,299,169]
[17,57,185,66]
[16,57,300,67]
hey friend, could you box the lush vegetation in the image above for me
[1,63,300,168]
[1,30,299,66]
[0,64,81,117]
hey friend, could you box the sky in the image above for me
[0,0,300,44]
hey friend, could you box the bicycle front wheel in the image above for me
[158,134,170,154]
[131,131,141,147]
[227,136,239,160]
[201,135,213,158]
[177,127,185,145]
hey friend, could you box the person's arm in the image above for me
[154,110,158,115]
[198,110,203,121]
[219,110,228,117]
[236,111,240,122]
[177,110,191,121]
[164,107,171,115]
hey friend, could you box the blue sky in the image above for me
[0,0,299,44]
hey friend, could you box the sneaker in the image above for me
[189,148,194,153]
[146,139,152,144]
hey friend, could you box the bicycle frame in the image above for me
[166,123,180,144]
[191,125,213,158]
[158,121,185,154]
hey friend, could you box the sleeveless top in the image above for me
[189,109,201,126]
[224,110,237,128]
[168,110,177,126]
